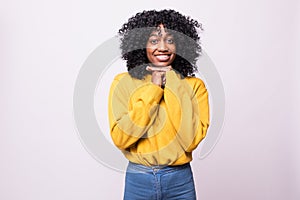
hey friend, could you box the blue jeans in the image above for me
[124,162,196,200]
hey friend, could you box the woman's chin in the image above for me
[151,62,171,67]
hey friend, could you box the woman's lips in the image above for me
[155,54,171,62]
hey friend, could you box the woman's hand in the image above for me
[146,66,172,87]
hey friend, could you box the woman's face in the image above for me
[146,24,176,67]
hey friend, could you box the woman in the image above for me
[108,9,209,200]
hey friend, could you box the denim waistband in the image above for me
[126,161,190,174]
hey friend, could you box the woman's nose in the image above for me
[158,41,168,51]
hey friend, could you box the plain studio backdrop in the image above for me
[1,0,299,199]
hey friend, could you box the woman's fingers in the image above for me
[146,65,172,72]
[146,65,172,87]
[151,71,165,86]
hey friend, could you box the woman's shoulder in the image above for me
[113,72,130,81]
[185,76,206,88]
[112,72,149,88]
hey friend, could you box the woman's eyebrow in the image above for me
[149,33,159,37]
[149,33,173,37]
[165,33,174,37]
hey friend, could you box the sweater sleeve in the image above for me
[164,70,210,152]
[108,75,164,150]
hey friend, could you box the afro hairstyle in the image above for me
[118,9,203,79]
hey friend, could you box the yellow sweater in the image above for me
[108,70,209,166]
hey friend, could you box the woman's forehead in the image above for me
[150,25,173,37]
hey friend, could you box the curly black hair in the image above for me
[118,9,203,79]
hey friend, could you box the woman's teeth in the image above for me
[156,55,170,61]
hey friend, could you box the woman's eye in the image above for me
[150,39,158,44]
[166,38,174,44]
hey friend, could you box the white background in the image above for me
[1,0,300,199]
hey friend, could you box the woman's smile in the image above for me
[155,54,172,62]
